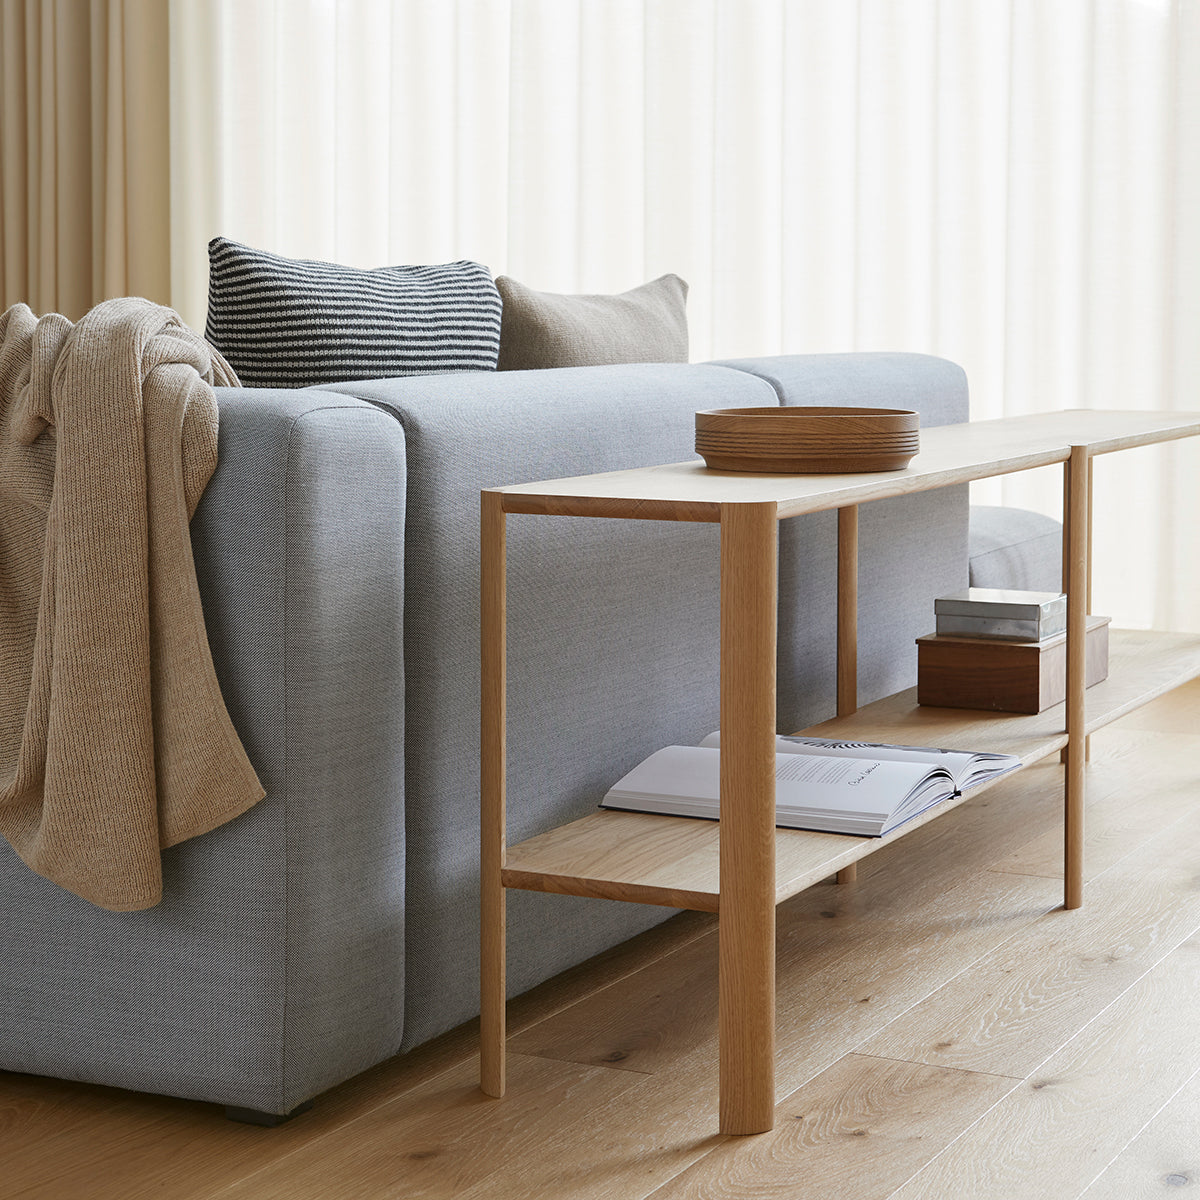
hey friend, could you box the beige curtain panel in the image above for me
[0,0,170,320]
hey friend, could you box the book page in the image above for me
[771,751,950,818]
[698,731,1018,789]
[779,736,979,783]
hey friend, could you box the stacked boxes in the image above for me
[917,589,1109,714]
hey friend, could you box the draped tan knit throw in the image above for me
[0,298,265,910]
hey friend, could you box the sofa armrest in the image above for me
[188,387,408,1110]
[0,387,407,1117]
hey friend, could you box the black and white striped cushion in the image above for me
[204,237,502,388]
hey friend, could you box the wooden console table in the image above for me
[479,409,1200,1136]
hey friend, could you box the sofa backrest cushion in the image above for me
[324,362,774,1047]
[709,352,968,428]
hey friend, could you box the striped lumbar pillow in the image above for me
[204,237,502,388]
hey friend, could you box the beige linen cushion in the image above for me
[495,274,689,370]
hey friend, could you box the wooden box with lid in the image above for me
[916,616,1110,713]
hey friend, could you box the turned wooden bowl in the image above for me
[695,406,920,473]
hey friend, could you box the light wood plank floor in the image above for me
[6,681,1200,1200]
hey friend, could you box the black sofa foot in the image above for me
[225,1099,314,1127]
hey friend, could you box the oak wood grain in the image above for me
[501,492,722,522]
[1111,674,1200,733]
[858,791,1200,1079]
[888,935,1200,1200]
[645,1054,1014,1200]
[1078,1067,1200,1199]
[449,1065,728,1200]
[1065,445,1090,908]
[466,873,1053,1200]
[716,501,779,1134]
[509,867,1056,1089]
[836,504,858,718]
[209,1053,643,1200]
[991,729,1199,881]
[511,730,1196,1097]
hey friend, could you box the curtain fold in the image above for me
[0,0,170,320]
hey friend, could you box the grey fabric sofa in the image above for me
[969,504,1063,591]
[0,352,974,1120]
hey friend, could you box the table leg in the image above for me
[481,490,507,1095]
[1064,448,1089,910]
[718,502,778,1135]
[1086,457,1094,764]
[836,505,859,885]
[837,504,859,718]
[1060,469,1071,767]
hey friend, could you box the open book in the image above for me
[599,733,1022,837]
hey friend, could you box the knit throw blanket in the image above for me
[0,298,264,910]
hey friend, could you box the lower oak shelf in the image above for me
[501,628,1200,914]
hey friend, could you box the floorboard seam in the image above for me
[842,1050,1024,1082]
[1070,1061,1200,1200]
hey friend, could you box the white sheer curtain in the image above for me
[168,0,1200,629]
